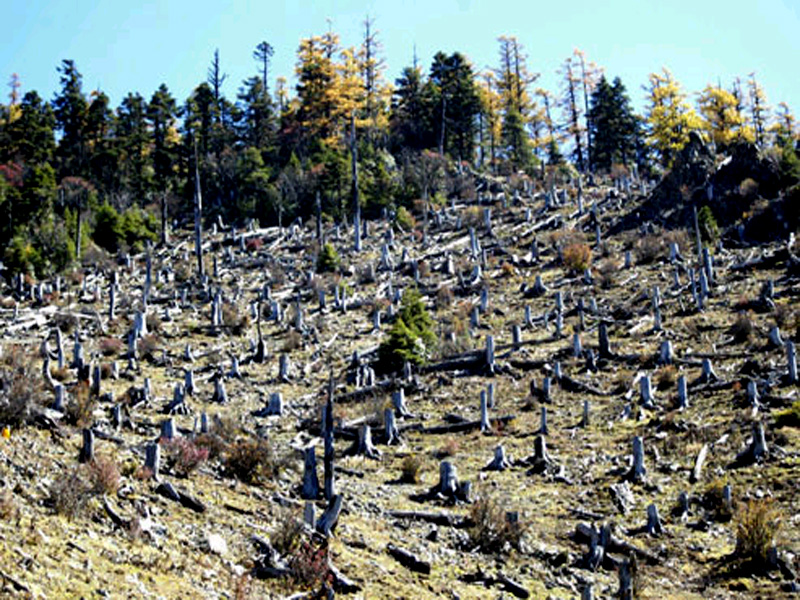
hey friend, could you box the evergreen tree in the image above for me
[147,84,179,195]
[4,91,56,166]
[53,59,89,178]
[390,65,431,152]
[588,76,638,172]
[117,92,151,202]
[428,51,480,161]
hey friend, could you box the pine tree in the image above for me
[53,60,89,178]
[588,76,638,172]
[117,92,151,201]
[390,65,431,152]
[428,52,480,161]
[253,41,274,95]
[147,84,179,194]
[495,36,538,171]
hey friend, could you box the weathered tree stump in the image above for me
[645,503,663,536]
[316,494,343,537]
[345,424,381,460]
[735,422,768,465]
[484,444,513,471]
[383,409,402,445]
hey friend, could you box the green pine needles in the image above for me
[378,287,435,373]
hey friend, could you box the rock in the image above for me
[205,533,227,555]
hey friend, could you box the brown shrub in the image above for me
[283,330,302,352]
[468,494,527,553]
[0,489,16,520]
[224,437,284,485]
[562,243,592,274]
[139,334,161,361]
[86,456,120,495]
[163,437,210,478]
[735,499,781,568]
[656,365,678,391]
[270,508,306,557]
[50,468,92,519]
[99,337,124,357]
[729,311,756,344]
[635,234,666,264]
[145,312,162,335]
[66,382,96,428]
[399,454,424,484]
[435,437,460,459]
[436,285,454,310]
[0,346,44,426]
[222,304,250,336]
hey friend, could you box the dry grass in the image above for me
[467,494,527,553]
[399,454,424,484]
[735,499,781,568]
[562,243,592,274]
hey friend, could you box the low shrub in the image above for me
[99,337,124,357]
[467,494,527,553]
[394,206,416,232]
[735,498,781,568]
[562,243,592,274]
[65,382,96,428]
[775,400,800,428]
[86,455,121,495]
[163,437,210,478]
[729,311,756,344]
[224,437,283,485]
[399,454,424,484]
[0,346,44,426]
[270,508,306,557]
[316,243,340,273]
[697,205,719,244]
[50,468,92,519]
[656,365,678,391]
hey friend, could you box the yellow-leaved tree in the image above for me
[697,84,754,148]
[645,68,702,167]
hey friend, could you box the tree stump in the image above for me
[383,409,402,445]
[626,436,647,483]
[79,428,94,464]
[484,444,513,471]
[301,445,320,500]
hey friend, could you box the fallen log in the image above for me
[387,543,432,574]
[387,509,467,527]
[420,414,515,435]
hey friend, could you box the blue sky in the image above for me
[3,0,799,118]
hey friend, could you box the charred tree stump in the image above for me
[79,428,94,464]
[392,388,412,418]
[527,435,553,475]
[626,436,647,483]
[323,374,335,500]
[301,446,320,500]
[645,503,663,536]
[145,442,160,480]
[735,422,768,465]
